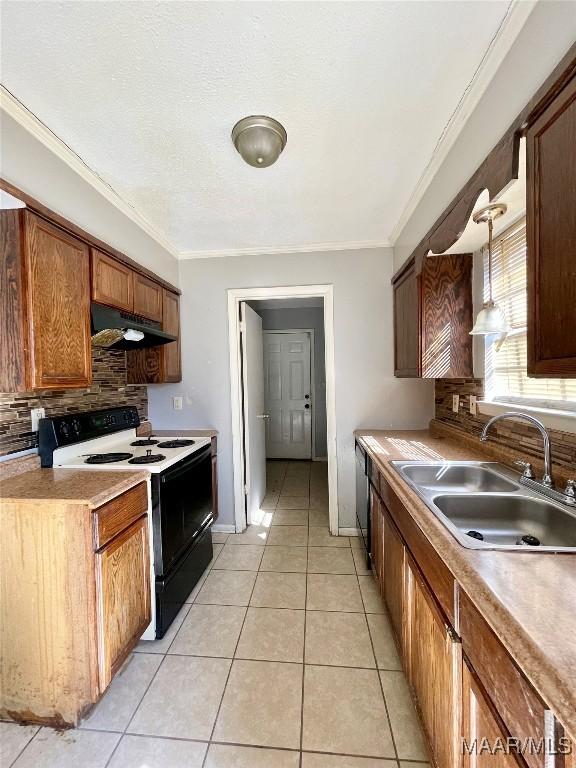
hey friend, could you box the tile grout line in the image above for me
[299,464,312,767]
[200,550,261,768]
[354,560,400,763]
[7,726,40,768]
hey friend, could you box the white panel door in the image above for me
[264,332,312,459]
[241,303,266,523]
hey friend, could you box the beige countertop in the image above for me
[355,428,576,741]
[0,468,149,509]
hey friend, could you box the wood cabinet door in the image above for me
[421,253,473,378]
[133,273,163,322]
[23,212,92,389]
[382,507,406,653]
[462,661,521,768]
[393,260,421,377]
[406,553,462,768]
[95,515,150,691]
[91,249,134,312]
[162,289,181,382]
[526,73,576,376]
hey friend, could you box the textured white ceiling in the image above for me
[1,1,514,256]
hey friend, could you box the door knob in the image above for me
[305,404,310,409]
[305,394,310,399]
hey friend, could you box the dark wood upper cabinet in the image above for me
[91,249,134,312]
[133,273,163,322]
[393,253,473,378]
[526,71,576,377]
[1,210,92,390]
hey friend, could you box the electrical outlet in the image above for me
[173,396,183,411]
[30,407,45,432]
[469,395,477,415]
[452,395,460,413]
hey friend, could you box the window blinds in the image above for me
[484,219,576,410]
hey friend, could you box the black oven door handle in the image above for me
[161,446,212,484]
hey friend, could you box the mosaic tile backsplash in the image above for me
[0,348,148,457]
[435,378,576,473]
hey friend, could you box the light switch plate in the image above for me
[452,395,460,413]
[469,395,477,415]
[30,407,45,432]
[173,396,183,411]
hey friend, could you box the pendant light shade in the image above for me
[470,203,509,336]
[232,115,287,168]
[469,301,510,335]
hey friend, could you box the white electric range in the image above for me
[38,407,215,640]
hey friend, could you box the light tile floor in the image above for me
[3,460,428,768]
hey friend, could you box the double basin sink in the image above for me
[391,461,576,552]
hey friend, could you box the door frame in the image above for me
[228,285,338,535]
[262,328,317,461]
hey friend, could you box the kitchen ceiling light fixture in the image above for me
[231,115,287,168]
[470,202,510,336]
[123,329,145,342]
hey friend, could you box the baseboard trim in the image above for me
[339,527,360,537]
[211,523,236,533]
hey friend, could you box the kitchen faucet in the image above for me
[480,411,575,505]
[480,412,553,486]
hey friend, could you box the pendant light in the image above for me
[469,203,510,336]
[231,115,287,168]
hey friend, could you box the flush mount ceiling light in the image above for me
[470,202,510,336]
[231,115,287,168]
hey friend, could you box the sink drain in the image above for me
[518,534,541,547]
[466,530,484,541]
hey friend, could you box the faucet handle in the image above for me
[564,480,575,503]
[515,460,535,480]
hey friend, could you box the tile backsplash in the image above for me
[434,378,576,472]
[0,347,147,457]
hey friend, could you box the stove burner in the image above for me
[85,452,133,464]
[131,438,159,446]
[157,439,196,448]
[129,448,166,464]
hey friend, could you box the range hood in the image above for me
[91,303,177,350]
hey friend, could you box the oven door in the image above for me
[153,445,213,577]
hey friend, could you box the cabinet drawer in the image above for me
[93,482,148,550]
[460,590,546,768]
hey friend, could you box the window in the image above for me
[483,219,576,412]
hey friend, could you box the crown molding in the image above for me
[179,239,391,260]
[389,0,537,246]
[0,86,180,259]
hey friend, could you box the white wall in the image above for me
[393,2,576,271]
[148,248,434,528]
[253,305,327,458]
[0,112,178,284]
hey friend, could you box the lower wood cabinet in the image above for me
[405,552,462,768]
[95,515,150,691]
[0,482,150,726]
[382,507,406,651]
[462,661,519,768]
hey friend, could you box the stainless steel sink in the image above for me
[391,461,576,552]
[434,493,576,549]
[400,464,518,493]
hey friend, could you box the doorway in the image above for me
[227,285,338,535]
